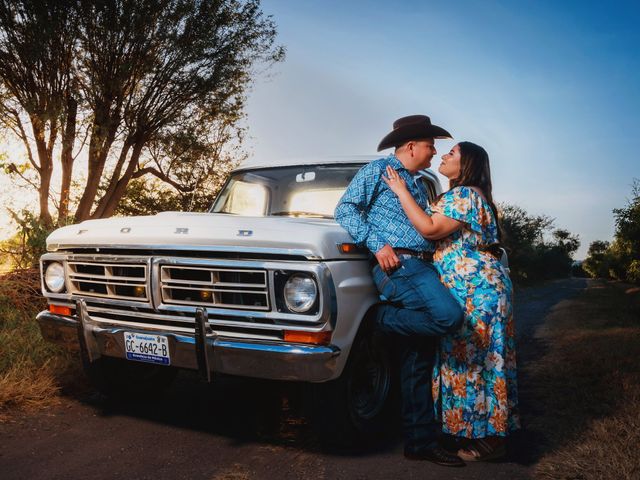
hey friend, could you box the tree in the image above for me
[612,179,640,265]
[587,240,610,256]
[499,203,580,283]
[0,208,49,268]
[607,179,640,283]
[583,180,640,283]
[551,228,580,256]
[0,0,78,227]
[0,0,284,226]
[499,204,551,282]
[499,204,553,250]
[582,240,613,279]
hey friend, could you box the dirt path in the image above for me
[0,278,589,480]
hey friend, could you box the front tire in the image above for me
[311,331,394,447]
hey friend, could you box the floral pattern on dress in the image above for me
[430,186,520,438]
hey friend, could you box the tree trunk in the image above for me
[58,93,77,225]
[30,116,54,228]
[74,107,120,221]
[91,138,133,218]
[96,139,146,219]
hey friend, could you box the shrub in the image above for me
[584,179,640,284]
[0,210,51,269]
[499,204,579,284]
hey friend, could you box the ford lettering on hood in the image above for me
[46,211,358,260]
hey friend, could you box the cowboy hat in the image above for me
[377,115,452,152]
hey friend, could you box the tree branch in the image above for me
[3,108,40,172]
[132,166,193,192]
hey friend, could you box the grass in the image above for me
[527,280,640,479]
[0,268,75,421]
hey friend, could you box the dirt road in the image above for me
[0,278,588,480]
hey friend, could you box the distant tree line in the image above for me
[582,179,640,284]
[2,183,583,282]
[499,204,580,284]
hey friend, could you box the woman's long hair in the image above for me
[449,141,502,241]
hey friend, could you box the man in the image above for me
[335,115,465,467]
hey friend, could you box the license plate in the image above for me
[124,332,170,365]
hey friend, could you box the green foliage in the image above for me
[583,240,612,278]
[627,260,640,284]
[113,112,240,216]
[552,228,581,255]
[584,179,640,284]
[614,180,640,250]
[0,209,51,269]
[114,159,234,217]
[499,203,580,284]
[0,0,284,223]
[114,177,222,216]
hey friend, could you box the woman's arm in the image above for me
[382,166,463,240]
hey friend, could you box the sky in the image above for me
[244,0,640,258]
[1,0,638,259]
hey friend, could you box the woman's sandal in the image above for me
[457,438,506,462]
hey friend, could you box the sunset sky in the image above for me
[1,0,639,259]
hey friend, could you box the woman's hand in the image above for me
[382,165,409,196]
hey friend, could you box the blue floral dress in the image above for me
[430,186,520,438]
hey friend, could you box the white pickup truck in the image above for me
[37,158,444,442]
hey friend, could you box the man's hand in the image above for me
[375,244,400,273]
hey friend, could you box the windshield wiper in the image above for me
[270,211,333,219]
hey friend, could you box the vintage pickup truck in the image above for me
[37,157,444,441]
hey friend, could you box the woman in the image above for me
[382,141,519,461]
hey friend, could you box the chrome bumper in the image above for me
[36,305,341,383]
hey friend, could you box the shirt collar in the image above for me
[386,154,407,172]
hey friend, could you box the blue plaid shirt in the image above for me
[335,155,435,254]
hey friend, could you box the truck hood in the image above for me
[46,212,364,260]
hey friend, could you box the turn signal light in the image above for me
[338,243,359,254]
[284,330,332,345]
[49,304,72,316]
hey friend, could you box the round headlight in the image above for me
[44,262,65,293]
[283,274,318,313]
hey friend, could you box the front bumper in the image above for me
[36,308,341,383]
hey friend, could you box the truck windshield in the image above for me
[210,164,364,218]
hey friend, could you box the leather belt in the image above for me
[394,248,434,262]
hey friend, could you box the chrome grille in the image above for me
[67,261,149,302]
[160,265,269,310]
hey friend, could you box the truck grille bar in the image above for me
[67,261,149,302]
[160,265,269,310]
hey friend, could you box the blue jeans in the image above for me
[372,256,463,451]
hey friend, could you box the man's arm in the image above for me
[334,163,386,254]
[335,163,401,272]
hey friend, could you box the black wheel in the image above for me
[310,331,394,447]
[84,356,177,398]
